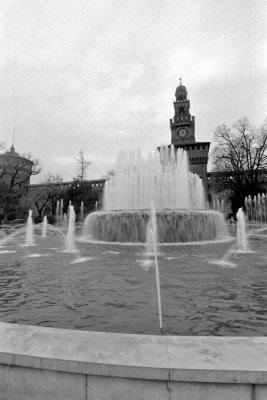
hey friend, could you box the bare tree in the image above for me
[74,151,91,181]
[210,118,267,210]
[0,151,41,221]
[25,183,65,220]
[102,169,115,180]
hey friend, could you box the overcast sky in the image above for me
[0,0,266,183]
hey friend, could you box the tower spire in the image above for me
[11,127,15,152]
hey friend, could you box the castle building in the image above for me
[0,145,34,189]
[0,145,35,220]
[26,178,106,219]
[169,80,210,194]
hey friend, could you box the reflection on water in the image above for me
[0,234,266,336]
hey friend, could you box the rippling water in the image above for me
[0,231,267,336]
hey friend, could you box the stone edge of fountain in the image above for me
[88,209,224,214]
[77,235,235,246]
[0,321,266,398]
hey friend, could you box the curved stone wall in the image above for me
[0,322,266,399]
[84,209,228,243]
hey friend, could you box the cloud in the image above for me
[0,0,266,183]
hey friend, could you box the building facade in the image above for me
[26,178,106,219]
[0,145,35,220]
[169,80,210,194]
[0,145,34,189]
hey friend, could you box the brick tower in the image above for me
[169,79,210,195]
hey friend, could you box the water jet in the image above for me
[236,207,250,252]
[25,210,35,246]
[42,216,48,237]
[65,205,77,252]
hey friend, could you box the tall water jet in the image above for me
[80,201,84,223]
[59,199,64,229]
[145,201,163,334]
[245,193,267,224]
[213,207,249,266]
[42,216,48,237]
[84,146,228,243]
[25,210,35,246]
[236,208,249,251]
[103,146,205,210]
[263,194,267,225]
[63,213,68,231]
[65,205,77,252]
[56,201,60,224]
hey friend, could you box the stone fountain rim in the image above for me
[0,321,266,385]
[90,209,224,214]
[77,235,234,246]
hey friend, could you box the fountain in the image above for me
[3,146,267,336]
[145,201,163,334]
[25,210,35,246]
[236,207,250,252]
[65,205,77,252]
[42,216,48,237]
[245,193,267,225]
[0,184,266,335]
[209,207,251,268]
[63,213,68,231]
[56,200,60,223]
[80,201,84,223]
[84,146,228,243]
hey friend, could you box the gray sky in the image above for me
[1,0,266,183]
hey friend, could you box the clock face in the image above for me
[177,128,188,137]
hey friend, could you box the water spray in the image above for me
[146,201,163,334]
[80,201,84,223]
[25,210,35,246]
[236,207,249,252]
[65,205,77,252]
[42,216,48,237]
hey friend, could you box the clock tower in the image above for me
[170,78,195,145]
[168,79,210,196]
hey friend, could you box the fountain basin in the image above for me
[84,209,228,243]
[0,322,267,399]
